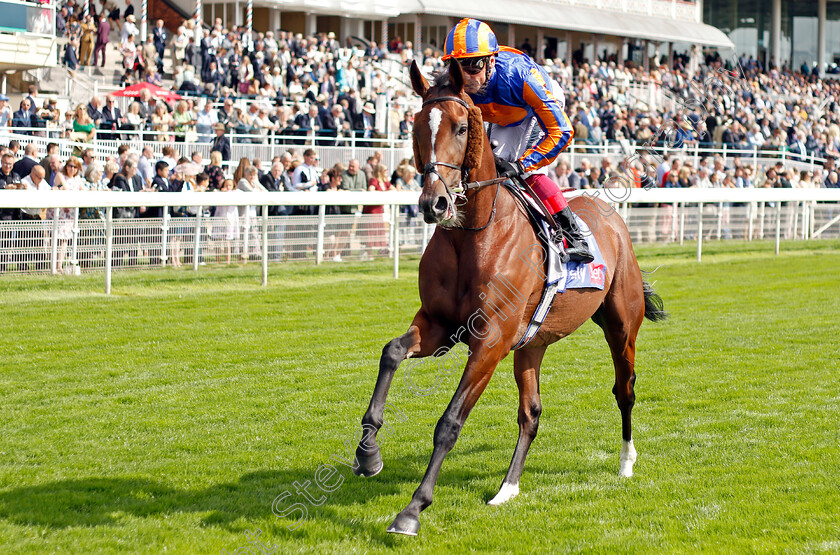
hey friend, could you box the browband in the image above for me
[422,96,470,110]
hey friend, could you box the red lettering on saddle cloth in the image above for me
[589,264,605,287]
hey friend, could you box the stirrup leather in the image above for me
[549,227,570,263]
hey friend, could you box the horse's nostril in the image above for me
[434,196,449,213]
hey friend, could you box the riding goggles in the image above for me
[447,56,490,75]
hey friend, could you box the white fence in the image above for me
[1,188,839,293]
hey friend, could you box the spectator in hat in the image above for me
[211,122,231,161]
[358,101,376,145]
[121,14,138,45]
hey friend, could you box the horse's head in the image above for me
[409,59,486,226]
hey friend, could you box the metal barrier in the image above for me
[0,211,426,275]
[1,188,839,293]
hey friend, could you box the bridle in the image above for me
[419,95,506,231]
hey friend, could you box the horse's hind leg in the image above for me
[354,310,448,477]
[488,346,546,505]
[595,287,645,478]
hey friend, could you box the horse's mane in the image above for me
[432,71,451,89]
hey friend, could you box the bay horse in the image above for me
[352,58,667,536]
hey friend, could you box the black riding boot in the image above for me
[552,206,594,264]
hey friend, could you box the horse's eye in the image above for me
[457,125,468,136]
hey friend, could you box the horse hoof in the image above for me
[387,512,420,536]
[352,449,383,477]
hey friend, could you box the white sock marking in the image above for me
[488,482,519,505]
[619,439,637,478]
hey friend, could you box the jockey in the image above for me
[442,18,593,263]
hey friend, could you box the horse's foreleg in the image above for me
[354,310,447,478]
[388,344,504,536]
[488,346,546,506]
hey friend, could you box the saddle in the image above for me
[502,181,606,349]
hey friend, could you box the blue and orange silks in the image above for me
[469,47,574,173]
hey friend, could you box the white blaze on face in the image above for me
[427,107,442,181]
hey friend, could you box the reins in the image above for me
[420,95,504,231]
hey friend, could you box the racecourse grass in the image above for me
[1,239,839,554]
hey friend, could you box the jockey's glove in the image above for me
[496,157,525,179]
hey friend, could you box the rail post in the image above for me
[192,207,203,271]
[801,201,808,240]
[775,200,782,255]
[747,201,755,241]
[261,205,269,286]
[316,205,326,265]
[671,201,678,242]
[70,207,80,274]
[104,207,113,294]
[50,208,59,275]
[242,209,251,263]
[759,202,766,239]
[392,204,400,279]
[160,213,169,267]
[696,202,703,262]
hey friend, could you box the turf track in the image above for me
[1,239,839,553]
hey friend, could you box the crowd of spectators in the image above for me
[0,134,423,270]
[547,49,840,164]
[53,0,414,146]
[40,0,840,165]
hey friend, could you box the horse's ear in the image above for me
[413,131,425,170]
[448,58,465,94]
[409,60,429,98]
[464,106,485,172]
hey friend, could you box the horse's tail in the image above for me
[642,279,668,322]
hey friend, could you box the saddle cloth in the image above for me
[501,182,607,349]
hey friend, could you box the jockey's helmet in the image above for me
[442,18,499,62]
